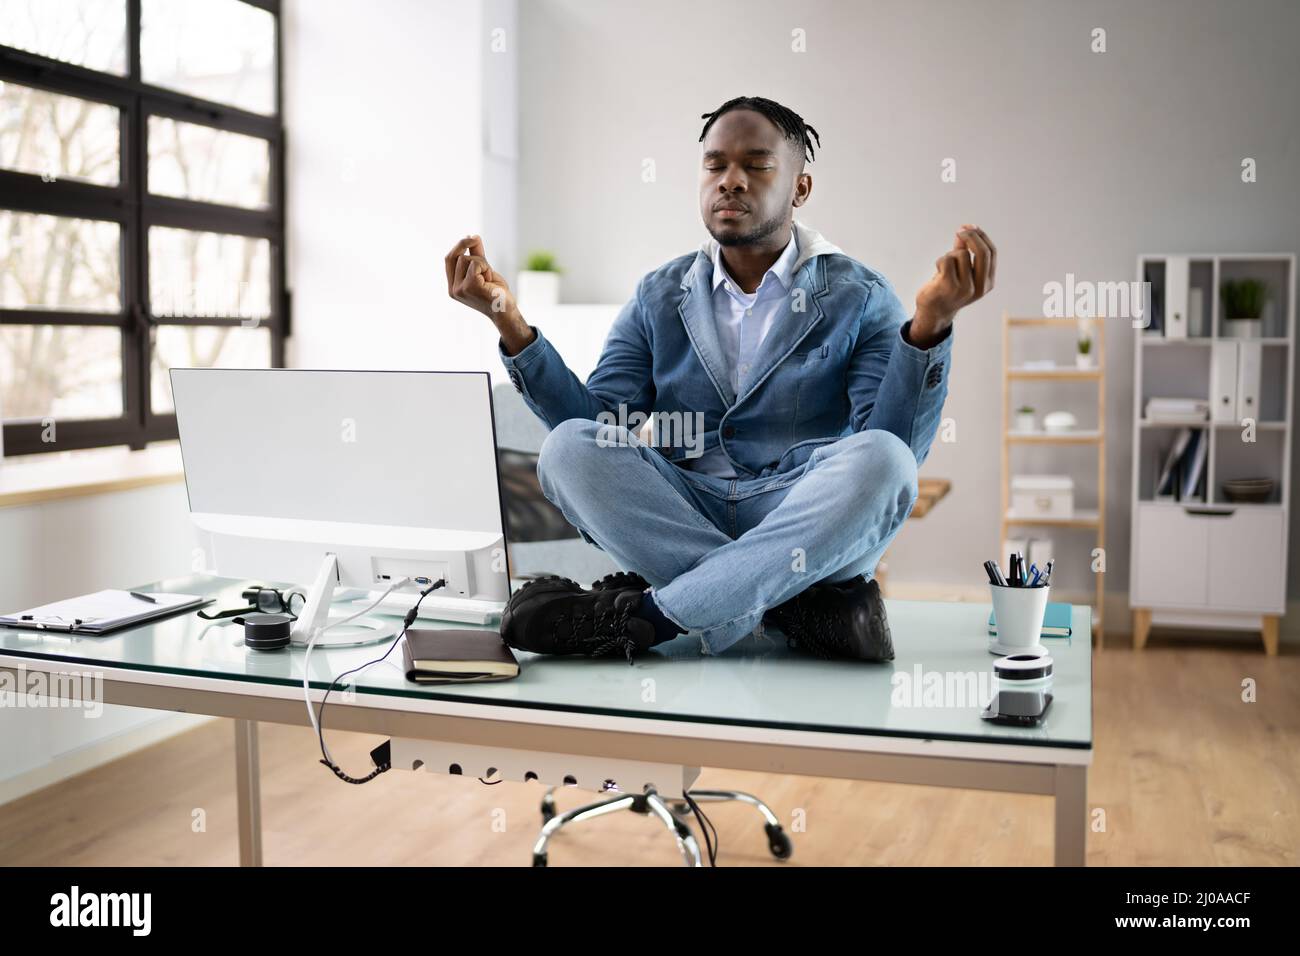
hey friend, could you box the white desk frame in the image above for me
[2,655,1090,866]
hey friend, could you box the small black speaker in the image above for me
[234,612,293,651]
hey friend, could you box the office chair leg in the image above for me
[531,788,704,867]
[643,793,704,867]
[532,792,637,867]
[671,789,793,861]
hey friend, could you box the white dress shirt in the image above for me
[687,228,799,478]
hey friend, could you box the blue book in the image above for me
[988,602,1073,638]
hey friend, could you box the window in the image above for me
[0,0,285,456]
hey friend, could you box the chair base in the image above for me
[531,786,793,866]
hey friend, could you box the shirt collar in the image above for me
[711,227,798,295]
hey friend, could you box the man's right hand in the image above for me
[444,235,535,354]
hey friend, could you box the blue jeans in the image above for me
[535,419,919,654]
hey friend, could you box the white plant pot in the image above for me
[1223,318,1261,339]
[516,271,560,308]
[1075,353,1094,369]
[1015,412,1036,433]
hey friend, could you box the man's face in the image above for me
[699,109,809,247]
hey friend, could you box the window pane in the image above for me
[0,0,127,75]
[141,0,276,116]
[148,116,269,208]
[0,325,122,421]
[151,325,270,413]
[148,226,270,319]
[0,210,121,312]
[0,81,120,186]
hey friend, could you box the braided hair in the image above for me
[698,96,821,164]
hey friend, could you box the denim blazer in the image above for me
[500,221,953,478]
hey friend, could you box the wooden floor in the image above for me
[2,636,1296,866]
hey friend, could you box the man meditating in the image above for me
[445,96,996,661]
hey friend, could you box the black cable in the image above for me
[682,791,719,866]
[314,576,720,872]
[315,579,447,784]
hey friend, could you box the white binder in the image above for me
[1210,340,1239,422]
[1188,287,1205,337]
[1236,340,1263,422]
[1163,256,1189,339]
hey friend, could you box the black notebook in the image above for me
[402,628,519,684]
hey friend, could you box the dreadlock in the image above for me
[698,96,822,164]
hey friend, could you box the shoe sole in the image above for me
[590,571,650,592]
[505,575,582,615]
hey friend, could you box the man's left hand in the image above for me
[909,223,997,348]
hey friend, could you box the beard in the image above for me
[707,208,788,248]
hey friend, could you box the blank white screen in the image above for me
[171,369,504,534]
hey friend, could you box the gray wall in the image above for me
[515,0,1300,608]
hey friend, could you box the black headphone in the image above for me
[198,586,306,621]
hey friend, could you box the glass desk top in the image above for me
[0,575,1091,749]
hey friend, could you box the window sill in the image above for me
[0,443,184,509]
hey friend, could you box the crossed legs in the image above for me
[536,419,918,653]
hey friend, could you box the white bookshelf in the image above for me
[1000,314,1107,643]
[1129,254,1295,655]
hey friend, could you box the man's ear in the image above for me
[792,172,812,208]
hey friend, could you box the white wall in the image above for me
[513,0,1300,602]
[284,0,517,380]
[0,483,201,796]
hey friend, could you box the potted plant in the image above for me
[1075,333,1094,369]
[1220,279,1268,338]
[517,250,562,308]
[1015,405,1036,433]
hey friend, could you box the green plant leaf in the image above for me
[524,250,561,273]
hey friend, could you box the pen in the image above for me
[982,561,998,585]
[1028,563,1041,586]
[129,591,159,604]
[1040,559,1055,586]
[983,560,1007,587]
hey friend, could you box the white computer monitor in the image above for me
[171,368,511,646]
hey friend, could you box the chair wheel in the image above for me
[532,853,548,867]
[765,823,793,861]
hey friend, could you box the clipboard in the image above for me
[0,590,213,635]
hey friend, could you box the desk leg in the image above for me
[1053,764,1087,867]
[234,719,263,867]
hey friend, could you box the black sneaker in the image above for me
[765,575,894,662]
[500,575,657,662]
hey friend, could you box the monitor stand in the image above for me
[289,553,400,648]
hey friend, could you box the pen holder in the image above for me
[988,584,1050,657]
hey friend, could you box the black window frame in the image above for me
[0,0,288,457]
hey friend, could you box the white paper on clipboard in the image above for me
[0,590,208,634]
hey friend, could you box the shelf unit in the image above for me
[1000,314,1106,644]
[1129,254,1295,655]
